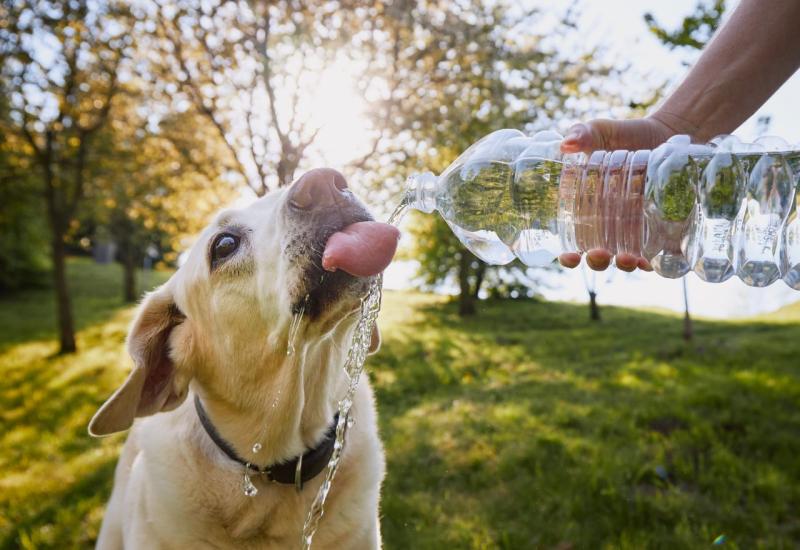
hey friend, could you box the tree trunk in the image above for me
[43,141,77,354]
[588,290,601,321]
[123,247,137,303]
[51,235,77,354]
[458,254,476,316]
[682,278,693,341]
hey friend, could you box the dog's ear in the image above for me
[89,285,190,437]
[368,323,381,355]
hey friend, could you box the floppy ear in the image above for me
[88,286,190,437]
[368,323,381,355]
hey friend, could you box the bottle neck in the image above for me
[405,171,438,214]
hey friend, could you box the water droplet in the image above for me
[287,306,305,356]
[713,535,727,545]
[346,416,354,428]
[242,464,258,497]
[243,481,258,497]
[252,443,262,454]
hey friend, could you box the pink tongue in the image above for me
[322,222,400,277]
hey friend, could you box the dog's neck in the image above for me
[192,332,348,469]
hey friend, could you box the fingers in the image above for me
[560,123,593,153]
[560,118,678,154]
[614,253,639,273]
[558,252,582,269]
[585,249,613,271]
[637,257,653,271]
[559,250,652,272]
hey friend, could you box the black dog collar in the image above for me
[194,394,338,488]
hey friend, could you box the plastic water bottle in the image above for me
[404,129,800,289]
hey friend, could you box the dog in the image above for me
[89,168,399,549]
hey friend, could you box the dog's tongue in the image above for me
[322,222,400,277]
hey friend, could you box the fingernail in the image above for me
[562,125,585,144]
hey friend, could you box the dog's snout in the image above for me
[289,168,348,210]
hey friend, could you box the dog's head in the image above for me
[88,168,398,437]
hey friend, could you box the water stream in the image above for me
[286,302,306,357]
[300,199,409,549]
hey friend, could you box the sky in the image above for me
[577,0,800,144]
[382,0,800,318]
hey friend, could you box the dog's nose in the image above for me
[288,168,348,210]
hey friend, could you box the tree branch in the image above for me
[157,6,255,194]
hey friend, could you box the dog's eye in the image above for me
[211,233,240,264]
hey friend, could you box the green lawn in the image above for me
[1,258,799,549]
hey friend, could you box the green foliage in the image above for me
[705,159,741,219]
[145,0,379,194]
[0,127,49,292]
[1,0,134,350]
[447,160,516,238]
[645,0,726,50]
[659,167,697,222]
[1,260,799,548]
[0,178,50,292]
[361,2,617,302]
[86,94,234,269]
[512,159,562,230]
[402,213,466,288]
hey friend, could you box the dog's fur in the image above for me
[89,175,385,549]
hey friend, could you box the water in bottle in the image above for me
[404,129,800,290]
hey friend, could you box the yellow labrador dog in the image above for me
[89,169,399,549]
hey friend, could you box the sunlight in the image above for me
[296,57,373,168]
[227,55,375,207]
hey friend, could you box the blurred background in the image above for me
[1,0,799,548]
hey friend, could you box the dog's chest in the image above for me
[214,482,309,544]
[136,428,311,548]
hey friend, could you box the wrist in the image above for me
[648,111,701,142]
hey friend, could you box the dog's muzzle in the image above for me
[283,168,374,317]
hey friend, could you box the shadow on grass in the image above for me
[1,458,117,550]
[0,258,161,548]
[372,294,800,549]
[1,278,799,549]
[0,257,169,353]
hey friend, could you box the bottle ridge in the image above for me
[405,129,800,289]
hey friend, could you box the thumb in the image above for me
[561,118,675,153]
[560,122,594,153]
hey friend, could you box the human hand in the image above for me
[557,116,685,272]
[560,116,680,155]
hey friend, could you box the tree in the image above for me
[584,268,601,322]
[0,108,50,293]
[358,2,618,315]
[645,1,726,54]
[1,0,132,353]
[87,91,234,302]
[145,0,377,196]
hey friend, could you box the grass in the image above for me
[1,258,799,548]
[0,259,170,549]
